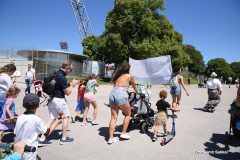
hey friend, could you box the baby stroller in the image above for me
[33,80,44,97]
[226,101,240,139]
[128,90,155,133]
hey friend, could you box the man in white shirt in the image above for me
[25,64,35,94]
[204,72,223,112]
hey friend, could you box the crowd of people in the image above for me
[0,61,239,160]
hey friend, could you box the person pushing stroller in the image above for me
[152,90,173,141]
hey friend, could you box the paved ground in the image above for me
[2,83,240,160]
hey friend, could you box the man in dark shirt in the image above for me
[39,61,77,145]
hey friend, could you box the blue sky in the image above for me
[0,0,239,64]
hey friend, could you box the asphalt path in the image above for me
[3,84,240,160]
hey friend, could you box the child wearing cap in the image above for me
[14,93,50,160]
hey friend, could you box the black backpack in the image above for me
[42,72,56,96]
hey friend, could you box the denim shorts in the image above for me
[170,86,181,95]
[109,87,129,106]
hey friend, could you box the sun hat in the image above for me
[210,72,217,77]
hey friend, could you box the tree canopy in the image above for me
[206,58,235,80]
[82,0,190,67]
[183,44,205,75]
[230,62,240,79]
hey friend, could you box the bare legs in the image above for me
[108,103,131,140]
[82,100,98,123]
[171,94,181,110]
[109,105,119,140]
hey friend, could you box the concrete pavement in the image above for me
[7,84,240,160]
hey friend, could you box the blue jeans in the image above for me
[25,79,33,93]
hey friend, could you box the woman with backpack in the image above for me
[169,66,190,111]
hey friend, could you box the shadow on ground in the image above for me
[204,133,240,160]
[47,129,62,140]
[193,107,214,113]
[98,125,123,142]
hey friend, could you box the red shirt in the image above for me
[77,86,85,100]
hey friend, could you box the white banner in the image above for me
[129,55,172,85]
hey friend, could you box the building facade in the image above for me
[17,49,88,80]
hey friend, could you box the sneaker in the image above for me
[107,138,118,144]
[59,137,74,145]
[120,133,131,140]
[91,121,100,125]
[38,140,52,146]
[80,121,87,126]
[152,135,157,142]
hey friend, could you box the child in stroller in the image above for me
[33,80,44,97]
[128,87,155,133]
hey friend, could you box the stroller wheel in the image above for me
[141,122,148,134]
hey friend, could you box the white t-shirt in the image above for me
[14,114,47,159]
[0,73,13,94]
[206,78,223,91]
[26,68,35,80]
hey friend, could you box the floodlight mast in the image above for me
[69,0,93,40]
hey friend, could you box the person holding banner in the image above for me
[108,63,138,144]
[169,66,189,111]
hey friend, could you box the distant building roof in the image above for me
[17,49,88,58]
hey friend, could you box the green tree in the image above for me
[82,0,190,67]
[183,44,205,75]
[206,58,234,80]
[230,61,240,78]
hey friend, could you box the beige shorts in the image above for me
[155,111,167,126]
[48,97,70,119]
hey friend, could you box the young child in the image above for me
[14,93,50,159]
[0,87,20,139]
[82,74,99,125]
[71,80,86,123]
[152,90,171,142]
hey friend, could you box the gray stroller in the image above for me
[127,91,155,133]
